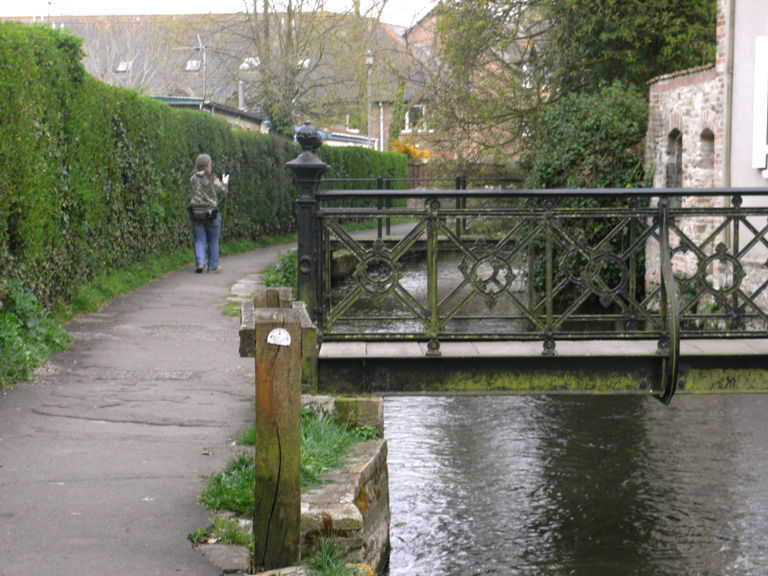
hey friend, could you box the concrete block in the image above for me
[334,397,384,435]
[195,544,250,574]
[300,440,390,573]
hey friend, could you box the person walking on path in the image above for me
[189,154,229,273]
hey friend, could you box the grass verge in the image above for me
[192,410,380,565]
[304,537,373,576]
[201,410,379,518]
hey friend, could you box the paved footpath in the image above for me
[0,243,294,576]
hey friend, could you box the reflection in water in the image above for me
[384,395,768,576]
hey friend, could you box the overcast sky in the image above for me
[0,0,436,27]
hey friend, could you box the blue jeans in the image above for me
[191,213,221,270]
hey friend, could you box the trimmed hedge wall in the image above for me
[319,146,408,190]
[0,22,407,310]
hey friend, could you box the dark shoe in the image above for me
[195,266,204,273]
[208,266,223,273]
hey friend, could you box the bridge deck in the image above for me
[320,339,768,359]
[316,339,768,396]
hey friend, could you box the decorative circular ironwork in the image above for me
[586,252,628,297]
[697,244,745,297]
[298,255,313,275]
[657,335,670,353]
[354,240,402,296]
[426,199,441,213]
[564,249,629,300]
[670,247,698,280]
[459,240,516,308]
[469,255,514,296]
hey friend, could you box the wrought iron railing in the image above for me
[287,123,768,403]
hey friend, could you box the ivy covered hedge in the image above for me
[0,22,407,312]
[521,82,650,301]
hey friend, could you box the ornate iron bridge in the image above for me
[287,123,768,403]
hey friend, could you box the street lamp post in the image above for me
[365,50,374,149]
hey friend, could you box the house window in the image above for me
[694,129,716,189]
[116,60,133,73]
[186,59,202,72]
[700,129,715,169]
[405,105,427,132]
[665,130,683,188]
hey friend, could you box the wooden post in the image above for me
[253,307,302,571]
[239,287,299,358]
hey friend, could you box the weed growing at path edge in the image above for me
[0,282,68,388]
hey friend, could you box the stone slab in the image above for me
[320,338,768,359]
[195,544,250,574]
[253,568,305,576]
[320,341,368,358]
[364,341,423,358]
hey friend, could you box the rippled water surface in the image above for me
[383,395,768,576]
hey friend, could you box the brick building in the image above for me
[646,0,768,190]
[644,0,768,296]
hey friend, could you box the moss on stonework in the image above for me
[320,361,768,395]
[680,369,768,392]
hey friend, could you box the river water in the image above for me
[383,394,768,576]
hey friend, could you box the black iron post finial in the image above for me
[287,122,328,185]
[295,120,323,153]
[286,122,329,327]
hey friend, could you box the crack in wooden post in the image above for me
[253,307,302,572]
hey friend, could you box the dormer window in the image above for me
[240,57,260,70]
[116,60,133,73]
[186,59,202,72]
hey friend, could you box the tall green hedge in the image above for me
[0,22,406,311]
[319,146,407,187]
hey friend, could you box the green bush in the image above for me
[261,250,298,293]
[525,82,648,190]
[305,537,367,576]
[522,82,650,302]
